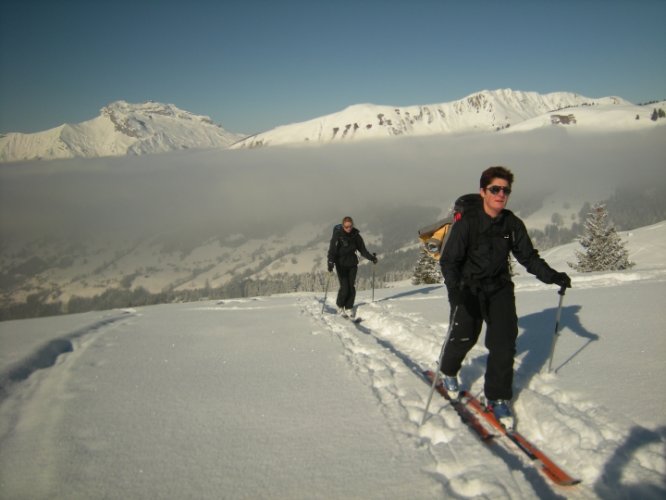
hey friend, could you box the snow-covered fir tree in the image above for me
[412,248,442,285]
[569,203,634,272]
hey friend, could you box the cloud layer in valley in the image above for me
[1,128,664,249]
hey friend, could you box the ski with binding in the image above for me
[423,370,494,441]
[461,390,581,486]
[423,371,580,487]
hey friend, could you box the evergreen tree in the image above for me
[412,248,442,285]
[569,203,634,272]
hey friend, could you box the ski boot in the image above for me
[488,400,514,431]
[440,372,460,400]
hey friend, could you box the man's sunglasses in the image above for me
[486,185,512,195]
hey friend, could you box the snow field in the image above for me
[0,237,664,498]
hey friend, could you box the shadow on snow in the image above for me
[514,304,599,394]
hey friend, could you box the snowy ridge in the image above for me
[230,89,653,149]
[0,101,245,162]
[2,90,663,161]
[507,99,666,133]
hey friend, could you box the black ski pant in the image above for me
[335,265,358,309]
[439,283,518,401]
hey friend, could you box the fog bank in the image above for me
[1,128,664,248]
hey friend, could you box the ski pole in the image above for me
[421,305,458,426]
[546,286,567,373]
[371,253,376,302]
[321,272,332,314]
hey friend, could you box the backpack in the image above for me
[417,193,482,261]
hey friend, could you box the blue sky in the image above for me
[1,0,664,135]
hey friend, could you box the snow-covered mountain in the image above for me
[2,90,663,161]
[0,101,245,162]
[230,89,662,149]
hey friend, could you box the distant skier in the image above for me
[327,216,377,318]
[438,166,571,430]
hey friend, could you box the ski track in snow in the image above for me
[302,298,565,498]
[300,292,663,499]
[0,311,135,403]
[0,311,138,498]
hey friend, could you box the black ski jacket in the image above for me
[328,227,374,269]
[440,208,558,295]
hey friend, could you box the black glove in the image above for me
[327,261,334,273]
[551,271,571,288]
[371,256,378,264]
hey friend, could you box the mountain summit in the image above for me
[230,89,640,149]
[0,101,245,162]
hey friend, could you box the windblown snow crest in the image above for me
[0,311,134,402]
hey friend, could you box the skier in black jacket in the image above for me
[438,166,571,430]
[327,216,377,318]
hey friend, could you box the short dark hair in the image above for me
[480,166,514,189]
[342,216,354,225]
